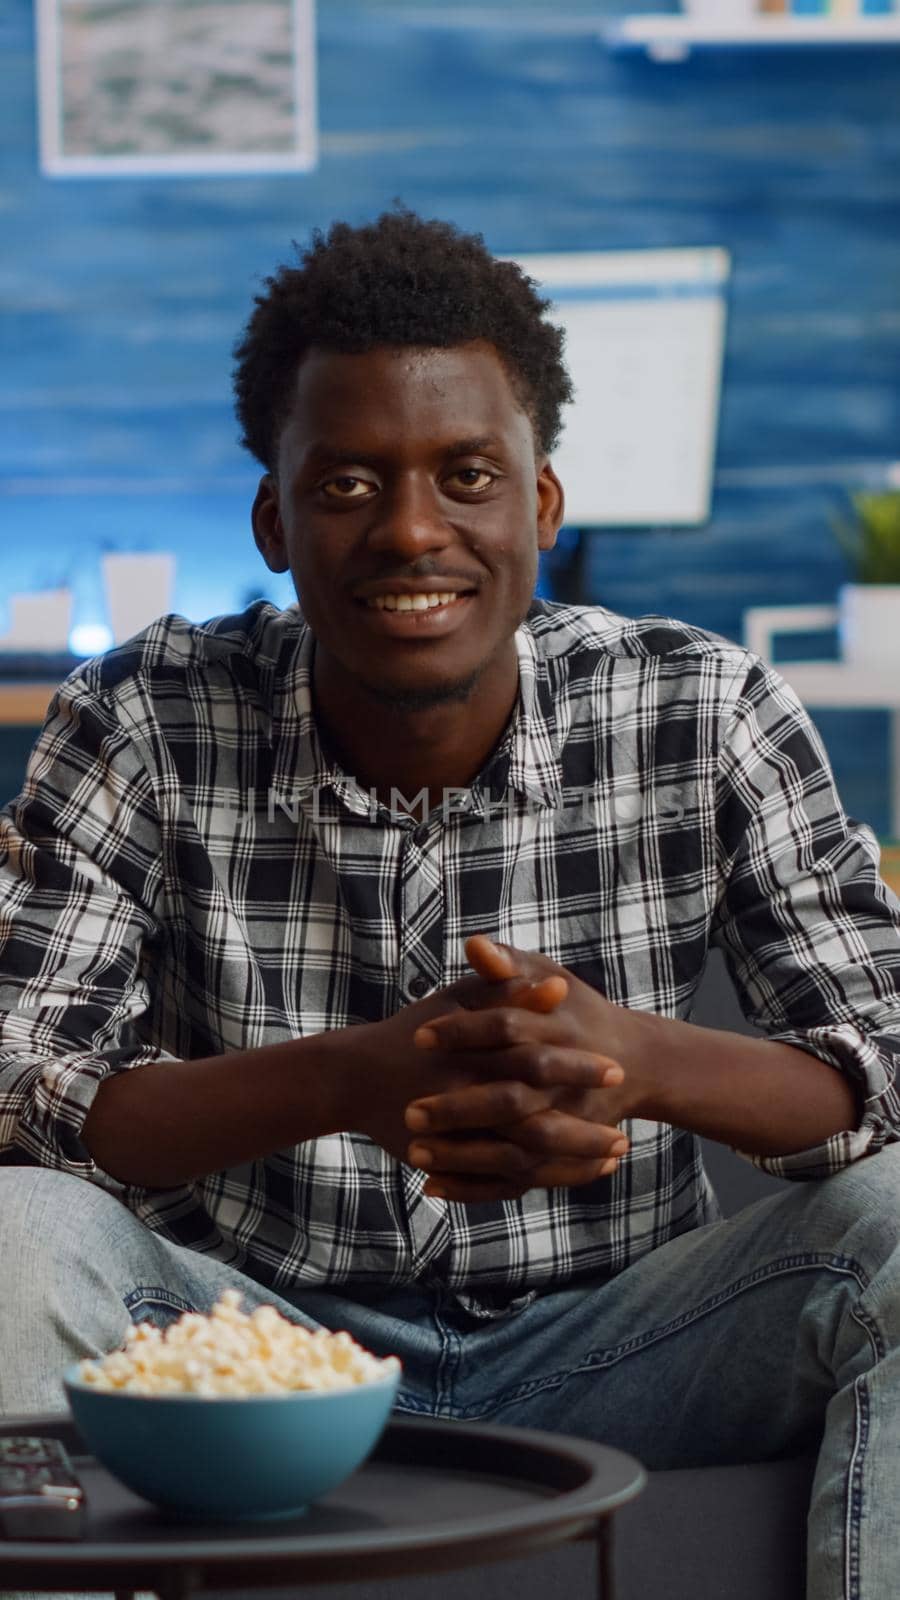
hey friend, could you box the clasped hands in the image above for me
[401,935,641,1204]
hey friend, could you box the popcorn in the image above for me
[75,1290,400,1396]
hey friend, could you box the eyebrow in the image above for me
[302,436,503,469]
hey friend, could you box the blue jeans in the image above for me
[1,1149,898,1600]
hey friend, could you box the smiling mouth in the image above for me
[353,589,476,636]
[362,591,469,612]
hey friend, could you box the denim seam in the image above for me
[433,1308,462,1417]
[848,1301,886,1364]
[456,1252,871,1420]
[395,1390,433,1415]
[123,1286,199,1319]
[844,1374,869,1600]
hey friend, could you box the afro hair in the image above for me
[232,207,574,473]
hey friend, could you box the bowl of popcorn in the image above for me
[63,1290,401,1521]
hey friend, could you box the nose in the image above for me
[366,473,452,562]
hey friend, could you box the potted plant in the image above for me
[831,489,900,670]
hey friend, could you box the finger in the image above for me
[405,1069,622,1134]
[441,972,568,1025]
[415,996,571,1053]
[464,937,562,985]
[406,1052,621,1134]
[464,936,567,1009]
[407,1080,552,1134]
[464,934,520,981]
[464,976,568,1020]
[515,975,569,1012]
[500,1108,630,1162]
[407,1135,539,1179]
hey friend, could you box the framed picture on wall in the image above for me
[35,0,317,176]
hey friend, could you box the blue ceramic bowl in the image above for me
[63,1363,400,1520]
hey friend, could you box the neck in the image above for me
[312,649,520,816]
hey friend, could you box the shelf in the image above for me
[882,844,900,887]
[0,683,56,725]
[776,662,900,710]
[607,15,900,61]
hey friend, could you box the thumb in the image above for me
[464,934,519,981]
[464,935,568,1013]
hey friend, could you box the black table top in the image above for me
[0,1410,645,1595]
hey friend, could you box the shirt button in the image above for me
[412,823,429,846]
[408,975,430,999]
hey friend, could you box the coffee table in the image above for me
[0,1411,645,1600]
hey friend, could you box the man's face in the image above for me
[252,341,563,713]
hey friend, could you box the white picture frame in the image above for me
[36,0,317,177]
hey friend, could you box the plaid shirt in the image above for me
[2,600,899,1319]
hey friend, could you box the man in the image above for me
[1,209,898,1599]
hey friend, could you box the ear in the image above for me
[536,462,565,552]
[252,476,290,574]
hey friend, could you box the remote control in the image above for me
[0,1436,85,1539]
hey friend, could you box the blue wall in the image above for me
[2,0,899,830]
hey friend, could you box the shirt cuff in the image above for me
[732,1023,895,1180]
[13,1047,177,1197]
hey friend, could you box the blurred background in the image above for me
[1,0,899,869]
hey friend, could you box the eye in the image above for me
[320,475,376,500]
[447,467,495,492]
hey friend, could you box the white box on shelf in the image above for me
[101,553,176,645]
[0,589,73,653]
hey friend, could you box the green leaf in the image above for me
[829,491,900,584]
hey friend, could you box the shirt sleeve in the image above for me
[712,654,900,1179]
[0,675,169,1193]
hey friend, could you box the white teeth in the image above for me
[367,592,461,611]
